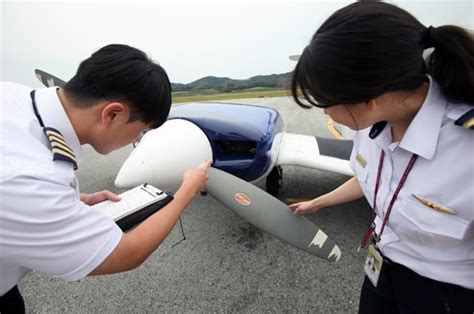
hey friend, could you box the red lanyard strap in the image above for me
[372,150,418,242]
[359,150,418,251]
[372,150,385,214]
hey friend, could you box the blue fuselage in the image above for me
[169,102,283,181]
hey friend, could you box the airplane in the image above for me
[114,101,354,196]
[34,69,354,262]
[35,69,354,196]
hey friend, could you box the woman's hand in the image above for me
[290,177,364,215]
[289,198,322,215]
[81,190,121,206]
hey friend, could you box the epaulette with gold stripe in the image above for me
[43,127,78,169]
[454,109,474,129]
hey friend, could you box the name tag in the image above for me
[364,244,383,287]
[356,153,367,168]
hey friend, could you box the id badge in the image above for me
[363,244,383,287]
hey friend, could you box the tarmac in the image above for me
[21,96,372,313]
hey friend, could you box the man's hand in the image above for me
[81,190,121,206]
[181,160,212,196]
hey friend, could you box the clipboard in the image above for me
[92,184,173,231]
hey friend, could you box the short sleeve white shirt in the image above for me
[349,77,474,289]
[0,82,122,296]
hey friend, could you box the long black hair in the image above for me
[291,1,474,108]
[64,44,172,128]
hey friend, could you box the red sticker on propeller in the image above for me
[234,192,251,206]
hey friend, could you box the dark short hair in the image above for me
[64,44,172,128]
[291,1,474,108]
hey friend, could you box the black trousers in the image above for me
[0,286,25,314]
[359,256,474,314]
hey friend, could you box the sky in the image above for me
[1,0,473,87]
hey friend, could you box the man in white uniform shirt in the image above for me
[0,44,210,313]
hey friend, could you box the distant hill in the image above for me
[171,72,291,92]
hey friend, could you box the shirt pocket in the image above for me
[398,195,469,240]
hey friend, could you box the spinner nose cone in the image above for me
[114,119,213,192]
[114,157,154,188]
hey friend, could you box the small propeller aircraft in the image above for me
[114,101,354,196]
[34,68,354,262]
[35,69,354,196]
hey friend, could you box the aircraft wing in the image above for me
[275,133,354,176]
[35,69,66,87]
[327,118,354,140]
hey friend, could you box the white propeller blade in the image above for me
[207,167,341,261]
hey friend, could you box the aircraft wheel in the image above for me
[266,166,282,196]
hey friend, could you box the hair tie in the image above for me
[421,26,437,49]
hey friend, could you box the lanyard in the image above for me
[358,149,418,251]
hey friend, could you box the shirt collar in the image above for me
[369,76,447,160]
[398,76,447,160]
[34,87,83,165]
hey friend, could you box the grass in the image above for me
[172,88,290,104]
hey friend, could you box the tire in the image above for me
[266,166,282,196]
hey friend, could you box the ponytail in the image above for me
[291,2,474,109]
[424,26,474,104]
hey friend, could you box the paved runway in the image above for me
[21,97,372,313]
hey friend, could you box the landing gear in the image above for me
[266,166,282,196]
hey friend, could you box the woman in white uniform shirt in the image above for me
[289,2,473,313]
